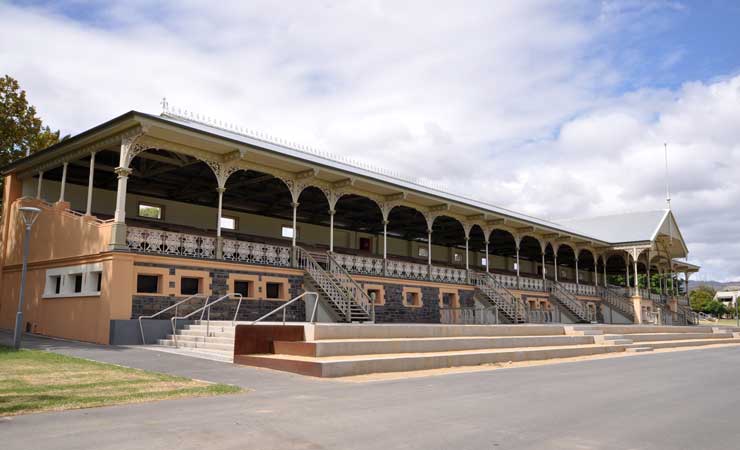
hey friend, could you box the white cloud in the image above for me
[1,1,738,280]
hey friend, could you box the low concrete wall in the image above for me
[109,319,192,345]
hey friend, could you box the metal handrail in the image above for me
[138,293,210,344]
[548,280,590,322]
[251,292,320,325]
[170,293,244,348]
[471,271,527,322]
[327,251,375,321]
[296,247,358,322]
[598,286,634,319]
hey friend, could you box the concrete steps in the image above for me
[274,335,596,357]
[234,323,740,378]
[237,343,628,378]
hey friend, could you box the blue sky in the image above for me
[2,1,740,281]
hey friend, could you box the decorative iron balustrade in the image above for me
[518,276,545,292]
[127,227,216,259]
[560,282,597,297]
[494,273,519,290]
[383,259,429,281]
[332,253,384,276]
[222,238,291,267]
[430,265,467,284]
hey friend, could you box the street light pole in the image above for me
[13,206,41,350]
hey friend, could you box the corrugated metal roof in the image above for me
[555,210,669,244]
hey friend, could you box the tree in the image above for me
[0,75,61,202]
[689,285,716,313]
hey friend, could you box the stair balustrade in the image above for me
[547,281,590,323]
[598,286,636,321]
[471,271,528,323]
[296,247,370,322]
[327,252,374,322]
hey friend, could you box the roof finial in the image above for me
[664,142,671,210]
[160,97,168,114]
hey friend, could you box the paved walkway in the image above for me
[2,330,740,449]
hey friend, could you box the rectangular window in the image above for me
[73,274,83,293]
[281,226,295,239]
[481,257,487,266]
[95,272,102,292]
[453,253,462,262]
[52,275,62,294]
[220,216,237,230]
[234,280,253,298]
[138,203,163,220]
[265,282,282,299]
[406,291,421,307]
[137,274,160,294]
[359,237,371,251]
[180,277,201,295]
[418,247,428,257]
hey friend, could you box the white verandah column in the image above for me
[541,252,546,282]
[36,171,44,200]
[594,256,599,287]
[515,243,521,289]
[575,256,580,286]
[427,229,432,280]
[215,187,226,259]
[58,161,69,203]
[109,167,132,250]
[603,257,608,287]
[329,209,335,253]
[382,220,388,276]
[85,152,96,216]
[485,239,490,273]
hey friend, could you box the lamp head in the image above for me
[18,206,41,228]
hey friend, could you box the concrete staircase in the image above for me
[157,321,237,362]
[234,324,740,377]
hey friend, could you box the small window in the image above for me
[266,282,282,299]
[513,262,519,271]
[418,247,428,257]
[137,274,160,294]
[234,280,253,298]
[481,257,487,266]
[406,291,421,307]
[73,274,83,293]
[180,277,201,295]
[359,237,371,251]
[281,226,295,239]
[138,203,163,220]
[95,272,102,292]
[220,216,237,230]
[51,275,62,294]
[453,253,462,262]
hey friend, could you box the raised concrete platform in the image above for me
[233,324,740,377]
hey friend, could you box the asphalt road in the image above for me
[1,331,739,450]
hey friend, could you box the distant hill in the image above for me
[690,280,740,292]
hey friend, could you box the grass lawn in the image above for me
[0,346,241,416]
